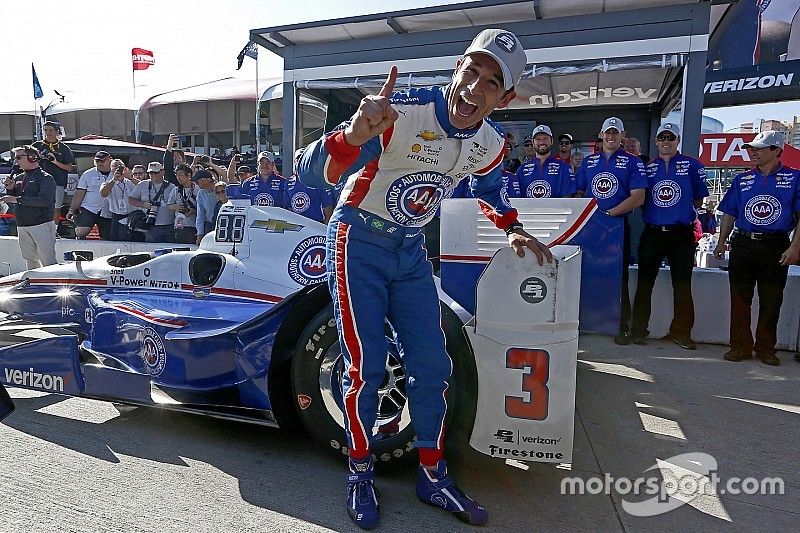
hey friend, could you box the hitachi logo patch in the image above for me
[4,367,65,392]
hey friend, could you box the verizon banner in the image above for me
[699,134,800,168]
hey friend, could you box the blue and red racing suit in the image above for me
[299,85,520,459]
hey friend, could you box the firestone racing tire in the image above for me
[291,303,476,469]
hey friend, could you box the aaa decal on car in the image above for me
[288,236,327,286]
[140,327,167,376]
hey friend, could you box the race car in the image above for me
[0,200,586,466]
[0,203,477,466]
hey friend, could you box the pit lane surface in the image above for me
[0,334,798,532]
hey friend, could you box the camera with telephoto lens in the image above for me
[38,149,55,162]
[145,202,160,226]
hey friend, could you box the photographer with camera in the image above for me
[100,159,138,241]
[128,162,176,243]
[193,168,218,242]
[167,163,199,244]
[33,121,75,223]
[227,152,247,183]
[68,151,113,239]
[2,146,56,268]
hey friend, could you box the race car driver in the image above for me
[299,28,552,529]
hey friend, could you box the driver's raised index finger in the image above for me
[378,66,398,98]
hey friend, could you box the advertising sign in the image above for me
[698,133,800,167]
[706,0,800,106]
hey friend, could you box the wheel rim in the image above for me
[318,337,411,439]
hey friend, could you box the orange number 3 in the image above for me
[505,348,550,420]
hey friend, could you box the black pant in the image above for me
[174,226,197,244]
[727,233,790,356]
[631,226,697,338]
[620,218,632,333]
[109,213,131,242]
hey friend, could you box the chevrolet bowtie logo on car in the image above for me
[251,219,305,233]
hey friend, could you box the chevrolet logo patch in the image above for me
[251,219,305,233]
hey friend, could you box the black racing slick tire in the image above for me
[291,302,475,469]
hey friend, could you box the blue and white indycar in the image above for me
[0,201,586,466]
[0,204,481,466]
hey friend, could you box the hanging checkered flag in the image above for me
[236,41,258,70]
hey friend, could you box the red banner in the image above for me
[132,48,155,71]
[699,133,800,169]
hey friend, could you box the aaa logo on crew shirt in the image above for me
[386,171,453,225]
[526,180,552,198]
[590,172,619,199]
[291,192,311,213]
[653,179,682,208]
[744,195,782,226]
[253,193,275,206]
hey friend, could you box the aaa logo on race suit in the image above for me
[140,327,166,376]
[653,180,681,208]
[527,180,552,199]
[253,193,274,206]
[288,235,327,285]
[744,195,782,226]
[386,171,453,225]
[590,172,619,199]
[291,192,311,213]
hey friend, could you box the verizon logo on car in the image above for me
[4,367,65,392]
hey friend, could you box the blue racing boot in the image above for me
[417,460,488,526]
[346,456,380,530]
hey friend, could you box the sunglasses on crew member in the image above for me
[657,134,677,141]
[559,140,572,145]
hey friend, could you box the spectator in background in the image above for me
[555,133,573,164]
[514,125,576,198]
[571,151,584,174]
[163,133,185,187]
[128,162,177,243]
[624,136,644,163]
[629,123,709,349]
[167,163,199,244]
[33,121,75,223]
[194,169,218,243]
[1,146,56,268]
[226,152,246,183]
[241,151,288,207]
[698,198,718,235]
[285,148,335,223]
[212,181,228,226]
[100,159,140,241]
[233,165,254,184]
[576,117,647,345]
[68,151,113,239]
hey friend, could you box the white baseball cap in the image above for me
[743,131,785,149]
[601,117,625,133]
[258,151,275,162]
[531,125,553,138]
[657,122,681,137]
[463,29,527,90]
[146,161,163,172]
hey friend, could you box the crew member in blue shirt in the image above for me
[241,151,288,208]
[286,148,335,223]
[514,125,576,198]
[576,117,647,344]
[629,123,709,349]
[714,131,800,365]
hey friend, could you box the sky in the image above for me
[4,0,798,131]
